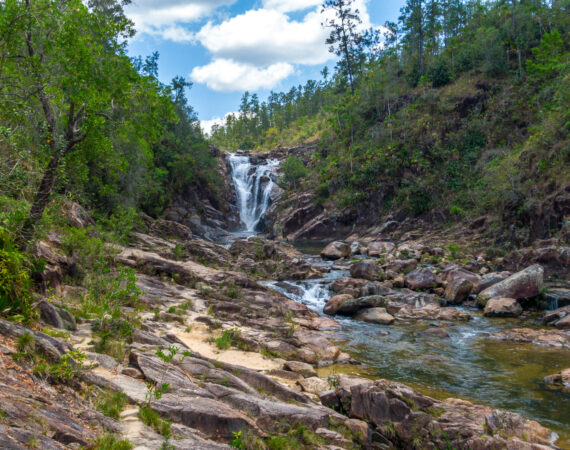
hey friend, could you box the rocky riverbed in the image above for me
[3,209,569,449]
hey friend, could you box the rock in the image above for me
[478,265,544,305]
[350,260,380,281]
[153,393,259,440]
[477,272,511,293]
[204,383,335,432]
[367,242,395,257]
[84,367,149,403]
[350,241,362,255]
[487,328,570,349]
[121,367,145,379]
[321,241,351,260]
[394,303,472,321]
[62,201,94,228]
[318,390,340,410]
[150,219,193,240]
[297,377,330,394]
[133,329,170,346]
[359,281,393,297]
[354,308,395,325]
[324,294,355,315]
[38,299,65,329]
[404,268,438,290]
[423,327,450,338]
[284,361,317,378]
[384,259,418,273]
[315,428,353,447]
[444,278,473,304]
[330,277,367,297]
[483,298,523,317]
[325,295,388,315]
[543,305,570,329]
[85,352,119,370]
[543,368,570,392]
[343,378,558,449]
[0,318,70,361]
[553,315,570,329]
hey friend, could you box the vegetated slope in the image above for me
[211,0,570,247]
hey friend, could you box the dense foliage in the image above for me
[0,0,219,322]
[210,0,569,243]
[0,0,218,234]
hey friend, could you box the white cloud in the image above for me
[200,111,238,135]
[191,59,294,92]
[126,0,235,41]
[262,0,322,13]
[196,8,331,67]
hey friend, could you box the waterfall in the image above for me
[228,154,279,232]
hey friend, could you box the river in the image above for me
[228,153,570,447]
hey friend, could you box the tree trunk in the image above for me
[20,152,61,245]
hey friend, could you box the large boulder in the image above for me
[483,298,523,318]
[325,295,389,315]
[350,260,380,281]
[478,265,544,305]
[284,361,317,378]
[476,272,511,293]
[324,294,355,315]
[444,278,473,304]
[321,241,351,260]
[354,308,395,325]
[404,268,438,290]
[367,242,395,257]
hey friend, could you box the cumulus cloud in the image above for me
[200,111,239,135]
[196,9,330,67]
[262,0,322,13]
[191,59,294,92]
[125,0,235,41]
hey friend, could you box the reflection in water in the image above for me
[264,268,570,445]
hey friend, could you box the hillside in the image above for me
[210,0,569,248]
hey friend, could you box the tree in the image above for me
[400,0,425,76]
[280,156,307,189]
[321,0,364,94]
[0,0,143,242]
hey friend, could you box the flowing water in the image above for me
[228,160,570,446]
[228,154,279,232]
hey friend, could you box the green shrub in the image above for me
[0,227,38,322]
[280,156,307,189]
[97,391,129,420]
[215,328,239,350]
[94,435,134,450]
[138,406,171,439]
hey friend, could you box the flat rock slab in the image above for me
[487,327,570,349]
[152,393,259,440]
[84,367,149,403]
[284,360,317,378]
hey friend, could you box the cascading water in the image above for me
[228,154,279,232]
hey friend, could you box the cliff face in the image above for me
[163,147,240,240]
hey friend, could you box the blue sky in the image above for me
[125,0,405,132]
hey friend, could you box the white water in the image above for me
[229,154,279,232]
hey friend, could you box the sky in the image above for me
[125,0,406,133]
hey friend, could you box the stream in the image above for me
[228,154,570,446]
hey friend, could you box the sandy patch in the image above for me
[169,324,281,372]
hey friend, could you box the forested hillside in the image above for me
[211,0,569,245]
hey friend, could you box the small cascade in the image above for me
[228,154,279,232]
